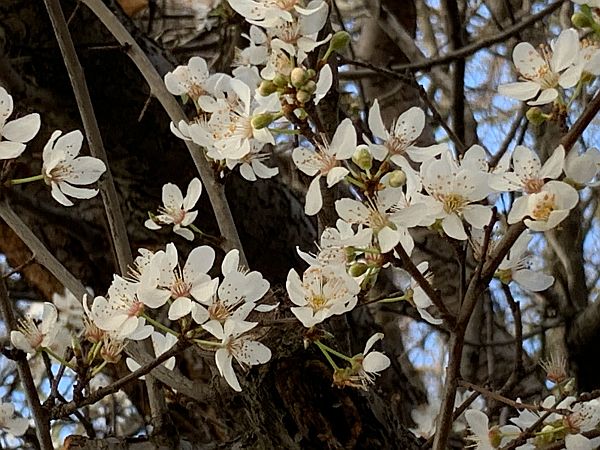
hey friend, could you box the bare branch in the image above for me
[0,278,53,449]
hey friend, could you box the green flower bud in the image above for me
[290,67,307,88]
[251,113,276,130]
[388,169,407,187]
[258,80,277,96]
[572,12,594,29]
[349,263,368,277]
[301,80,317,94]
[305,69,316,79]
[296,90,312,104]
[329,31,351,53]
[272,73,289,88]
[352,144,373,171]
[526,107,547,125]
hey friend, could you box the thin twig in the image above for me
[52,338,190,418]
[80,0,247,266]
[0,279,53,449]
[43,0,133,275]
[394,243,456,328]
[339,0,566,78]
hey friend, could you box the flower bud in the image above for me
[388,169,407,187]
[291,67,307,88]
[296,90,312,104]
[301,80,317,94]
[272,73,289,88]
[526,107,547,125]
[495,268,513,285]
[349,262,368,277]
[251,113,276,130]
[305,69,316,79]
[572,12,594,28]
[258,80,277,96]
[352,145,373,171]
[329,31,351,53]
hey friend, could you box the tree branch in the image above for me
[43,0,133,275]
[80,0,247,266]
[0,278,53,449]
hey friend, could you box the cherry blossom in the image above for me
[465,409,521,450]
[420,152,492,240]
[335,188,428,254]
[564,147,600,186]
[10,302,59,354]
[42,130,107,206]
[366,100,445,192]
[90,276,153,340]
[164,56,223,103]
[293,118,356,215]
[145,178,202,241]
[498,29,581,105]
[496,231,554,291]
[392,263,443,325]
[508,180,579,231]
[0,87,40,160]
[353,333,390,388]
[203,319,272,392]
[286,265,360,328]
[138,243,217,322]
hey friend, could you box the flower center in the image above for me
[171,276,192,299]
[438,193,467,214]
[18,318,44,349]
[386,135,409,156]
[531,192,557,221]
[208,301,231,321]
[368,209,391,232]
[309,294,328,311]
[127,300,145,318]
[188,83,205,101]
[523,178,545,194]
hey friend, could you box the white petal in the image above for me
[0,87,14,124]
[326,166,349,187]
[234,340,271,365]
[551,29,579,73]
[2,113,40,143]
[497,81,540,101]
[442,214,467,240]
[363,332,384,354]
[363,351,390,373]
[330,118,357,160]
[462,205,492,229]
[394,107,425,143]
[540,145,565,180]
[183,178,202,210]
[305,176,323,216]
[174,227,195,241]
[216,348,241,391]
[528,88,558,106]
[378,226,399,253]
[0,141,26,160]
[513,269,554,291]
[465,409,489,438]
[168,297,192,320]
[314,64,332,105]
[368,99,389,141]
[162,183,184,209]
[184,245,215,281]
[51,183,74,206]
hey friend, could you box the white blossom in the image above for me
[164,56,223,102]
[203,319,272,392]
[293,118,356,215]
[465,409,521,450]
[286,265,359,328]
[10,302,59,354]
[0,87,40,160]
[42,130,106,206]
[138,243,217,322]
[145,178,202,241]
[564,147,600,186]
[497,231,554,291]
[498,29,581,105]
[353,333,390,388]
[420,152,492,240]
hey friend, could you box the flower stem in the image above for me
[188,224,222,245]
[378,294,408,303]
[315,341,340,370]
[193,338,222,348]
[10,174,44,185]
[142,314,179,337]
[315,340,353,363]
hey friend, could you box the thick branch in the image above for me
[43,0,133,275]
